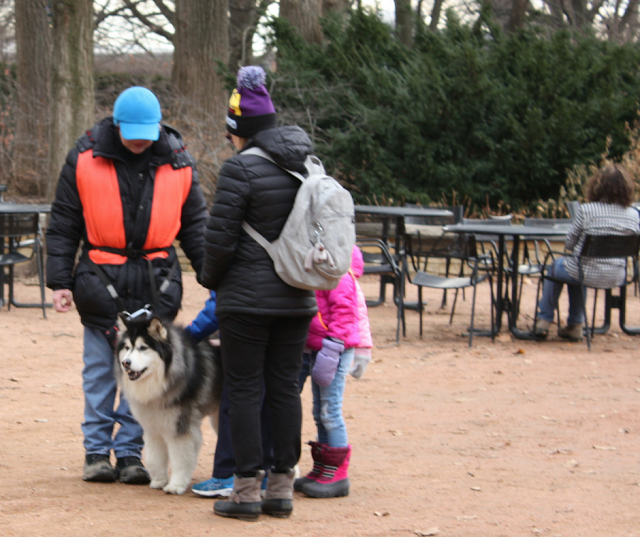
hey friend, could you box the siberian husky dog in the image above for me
[115,311,222,495]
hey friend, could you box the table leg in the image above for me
[508,235,541,340]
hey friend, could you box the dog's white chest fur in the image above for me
[114,317,221,495]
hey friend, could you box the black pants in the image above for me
[212,382,274,478]
[218,312,313,476]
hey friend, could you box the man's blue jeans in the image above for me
[537,257,585,325]
[81,327,144,458]
[310,348,354,448]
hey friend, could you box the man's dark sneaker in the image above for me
[83,454,118,482]
[116,456,151,485]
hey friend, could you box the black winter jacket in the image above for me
[46,117,208,331]
[200,126,317,317]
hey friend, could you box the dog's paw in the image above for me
[150,478,169,490]
[163,482,188,495]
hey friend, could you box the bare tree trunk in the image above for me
[229,0,259,71]
[395,0,413,48]
[173,0,229,126]
[48,0,94,202]
[507,0,529,31]
[323,0,351,16]
[280,0,323,44]
[15,0,52,197]
[429,0,445,30]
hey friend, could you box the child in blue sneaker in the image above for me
[185,290,273,497]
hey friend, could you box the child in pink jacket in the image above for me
[350,249,373,379]
[295,245,363,499]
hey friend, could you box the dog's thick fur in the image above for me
[115,315,222,494]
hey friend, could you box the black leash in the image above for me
[85,246,179,313]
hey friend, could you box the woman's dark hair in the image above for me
[585,165,634,207]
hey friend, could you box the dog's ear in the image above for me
[148,317,168,342]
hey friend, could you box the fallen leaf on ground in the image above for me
[374,511,390,517]
[593,445,616,450]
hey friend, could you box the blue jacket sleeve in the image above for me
[184,291,219,342]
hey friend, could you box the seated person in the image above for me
[534,165,639,341]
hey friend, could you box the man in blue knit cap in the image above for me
[46,86,208,484]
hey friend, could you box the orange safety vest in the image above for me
[76,150,192,265]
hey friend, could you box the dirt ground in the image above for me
[2,271,640,537]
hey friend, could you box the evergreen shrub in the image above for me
[268,10,640,211]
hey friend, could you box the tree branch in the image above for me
[122,0,174,42]
[151,0,175,26]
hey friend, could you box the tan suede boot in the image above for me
[214,470,265,522]
[558,323,584,342]
[534,319,551,338]
[262,469,295,518]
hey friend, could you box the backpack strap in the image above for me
[241,146,325,181]
[240,146,328,256]
[241,221,276,254]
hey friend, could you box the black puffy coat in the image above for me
[46,117,208,331]
[200,126,317,317]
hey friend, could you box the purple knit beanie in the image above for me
[226,66,277,138]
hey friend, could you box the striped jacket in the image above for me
[563,202,640,288]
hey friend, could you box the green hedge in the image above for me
[268,9,640,210]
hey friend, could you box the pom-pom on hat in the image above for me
[226,66,277,138]
[113,86,162,141]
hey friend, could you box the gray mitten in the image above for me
[312,338,345,387]
[350,348,371,379]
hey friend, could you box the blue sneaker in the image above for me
[191,476,234,498]
[260,475,268,498]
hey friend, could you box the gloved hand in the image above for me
[350,348,371,379]
[312,338,344,387]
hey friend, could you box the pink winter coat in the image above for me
[350,245,372,349]
[306,246,363,351]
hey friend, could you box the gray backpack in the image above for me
[241,147,355,290]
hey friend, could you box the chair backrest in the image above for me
[566,200,580,220]
[357,238,400,275]
[404,204,463,226]
[1,212,39,237]
[580,234,640,260]
[1,212,40,257]
[462,216,511,242]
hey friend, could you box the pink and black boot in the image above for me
[293,441,326,492]
[301,445,351,498]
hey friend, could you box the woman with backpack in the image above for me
[200,66,317,521]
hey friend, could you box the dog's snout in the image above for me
[122,358,131,369]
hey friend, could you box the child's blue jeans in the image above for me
[308,348,354,448]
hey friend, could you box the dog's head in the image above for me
[116,313,172,384]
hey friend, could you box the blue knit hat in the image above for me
[113,87,162,141]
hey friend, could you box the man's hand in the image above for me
[53,289,73,313]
